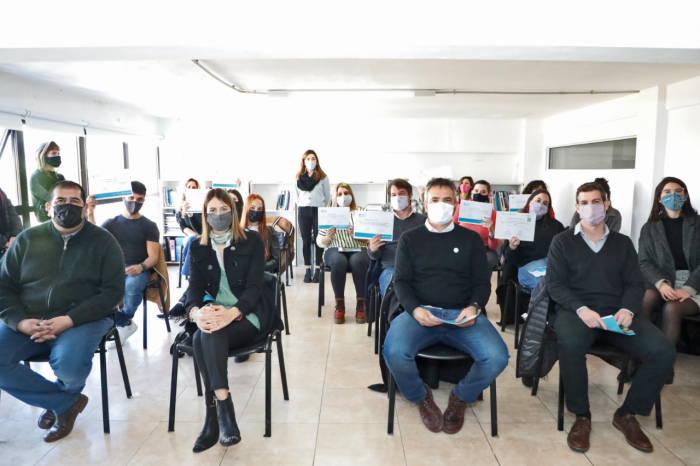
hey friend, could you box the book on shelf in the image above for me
[491,191,510,212]
[162,187,180,207]
[276,190,292,211]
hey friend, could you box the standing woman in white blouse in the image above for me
[295,150,331,283]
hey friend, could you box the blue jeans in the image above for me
[517,258,548,291]
[181,235,198,276]
[383,311,509,403]
[116,267,150,327]
[379,267,394,297]
[0,317,113,415]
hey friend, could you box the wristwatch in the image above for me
[470,303,483,315]
[140,263,147,272]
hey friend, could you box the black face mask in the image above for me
[45,156,62,168]
[52,204,84,229]
[248,210,264,223]
[472,193,490,203]
[125,200,144,215]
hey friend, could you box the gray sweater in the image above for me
[367,211,425,269]
[570,205,622,232]
[638,215,700,294]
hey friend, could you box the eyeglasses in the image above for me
[661,188,685,196]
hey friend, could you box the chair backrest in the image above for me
[268,216,295,263]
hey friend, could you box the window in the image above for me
[0,129,19,205]
[86,136,128,225]
[548,138,636,170]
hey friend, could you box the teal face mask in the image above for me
[661,193,686,211]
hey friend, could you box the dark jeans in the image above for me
[555,310,676,417]
[298,206,322,266]
[324,248,370,299]
[0,317,113,415]
[192,318,258,392]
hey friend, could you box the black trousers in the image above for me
[192,318,258,392]
[554,310,676,416]
[324,248,370,299]
[298,206,322,266]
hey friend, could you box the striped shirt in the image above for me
[317,206,368,250]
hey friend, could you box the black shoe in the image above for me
[216,394,241,447]
[312,268,320,283]
[193,402,219,453]
[38,410,56,429]
[303,269,312,283]
[234,355,249,363]
[521,376,534,388]
[168,302,186,318]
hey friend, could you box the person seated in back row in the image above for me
[87,181,161,345]
[547,181,675,454]
[317,182,370,324]
[0,181,124,443]
[453,179,500,270]
[369,179,425,297]
[241,194,280,273]
[0,186,23,256]
[383,177,509,435]
[570,177,621,232]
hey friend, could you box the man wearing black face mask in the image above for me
[0,180,124,443]
[87,181,160,345]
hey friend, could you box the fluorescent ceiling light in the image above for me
[287,90,414,99]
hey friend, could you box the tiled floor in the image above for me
[2,266,700,465]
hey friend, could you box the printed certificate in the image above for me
[318,207,351,230]
[185,189,210,213]
[508,194,530,212]
[494,211,536,242]
[212,181,238,189]
[89,169,133,200]
[458,200,493,224]
[353,211,394,241]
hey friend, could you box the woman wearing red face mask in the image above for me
[458,176,474,201]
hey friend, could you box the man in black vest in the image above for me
[547,181,675,453]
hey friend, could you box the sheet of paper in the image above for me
[212,181,238,189]
[184,189,210,213]
[411,168,431,188]
[428,314,477,325]
[494,211,537,242]
[601,316,636,335]
[89,169,133,200]
[528,267,547,277]
[353,211,394,241]
[318,207,351,230]
[508,194,530,212]
[458,200,493,224]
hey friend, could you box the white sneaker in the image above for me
[116,321,139,347]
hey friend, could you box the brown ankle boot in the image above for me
[355,298,367,324]
[334,299,345,324]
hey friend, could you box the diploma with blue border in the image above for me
[212,181,238,189]
[89,169,133,200]
[185,189,210,213]
[508,194,530,212]
[458,200,493,224]
[353,211,394,241]
[318,207,351,230]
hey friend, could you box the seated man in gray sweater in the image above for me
[548,181,675,454]
[0,181,125,443]
[369,178,426,296]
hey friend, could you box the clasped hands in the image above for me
[194,305,241,333]
[578,307,632,329]
[659,282,691,302]
[413,306,478,328]
[17,316,74,343]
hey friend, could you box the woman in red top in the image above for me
[453,179,500,270]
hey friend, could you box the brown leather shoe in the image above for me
[613,410,653,452]
[417,384,443,433]
[43,394,88,443]
[355,298,367,324]
[443,390,469,434]
[38,409,56,429]
[567,416,592,452]
[334,299,345,324]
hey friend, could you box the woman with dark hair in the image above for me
[226,189,244,221]
[570,177,621,231]
[186,188,279,452]
[522,179,547,195]
[241,194,280,273]
[505,189,565,290]
[294,150,331,283]
[454,179,500,270]
[639,177,700,345]
[29,141,64,222]
[458,176,474,201]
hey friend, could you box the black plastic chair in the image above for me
[23,323,132,434]
[366,282,382,354]
[177,244,185,288]
[387,343,498,437]
[317,260,332,318]
[141,274,171,349]
[501,280,531,350]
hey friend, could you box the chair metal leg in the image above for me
[168,343,180,432]
[501,282,513,334]
[374,295,381,355]
[318,268,324,318]
[178,245,184,288]
[514,290,521,349]
[617,374,625,395]
[193,358,203,397]
[158,286,171,333]
[387,373,396,435]
[281,283,290,335]
[265,340,273,437]
[114,333,132,398]
[557,374,565,431]
[99,339,110,434]
[142,290,148,349]
[276,334,290,401]
[655,396,663,429]
[490,380,498,437]
[531,373,540,397]
[367,288,373,337]
[477,391,484,401]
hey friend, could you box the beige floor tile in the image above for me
[401,423,499,466]
[484,422,592,466]
[538,383,622,426]
[9,384,115,423]
[581,422,685,466]
[327,341,378,364]
[330,320,378,344]
[471,386,556,424]
[0,391,29,420]
[219,423,318,465]
[35,420,158,466]
[668,385,700,410]
[171,385,254,424]
[320,388,397,424]
[598,384,700,427]
[240,388,322,424]
[126,421,227,466]
[314,423,406,466]
[0,419,59,465]
[250,337,330,363]
[85,382,185,423]
[324,359,383,389]
[255,358,327,390]
[644,420,700,466]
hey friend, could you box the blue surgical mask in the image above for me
[661,193,686,211]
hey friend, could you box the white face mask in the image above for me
[305,160,317,170]
[390,195,409,211]
[427,202,454,225]
[337,195,352,207]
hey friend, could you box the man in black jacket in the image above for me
[0,187,23,253]
[548,182,675,454]
[0,180,125,443]
[383,177,509,435]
